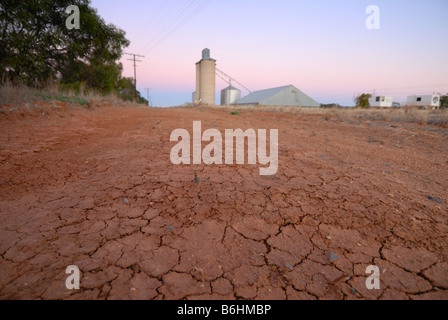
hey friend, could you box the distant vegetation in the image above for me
[355,93,372,109]
[320,103,343,109]
[208,105,448,127]
[441,96,448,109]
[0,0,147,105]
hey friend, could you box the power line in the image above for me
[139,0,197,53]
[137,0,172,40]
[216,72,230,86]
[142,0,212,54]
[370,83,448,93]
[138,0,184,50]
[216,68,251,93]
[125,53,145,102]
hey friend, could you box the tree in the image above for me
[355,93,372,108]
[116,77,148,105]
[59,60,123,94]
[0,0,129,87]
[440,95,448,109]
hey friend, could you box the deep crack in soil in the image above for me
[0,102,447,300]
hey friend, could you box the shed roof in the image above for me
[236,85,320,107]
[236,85,291,105]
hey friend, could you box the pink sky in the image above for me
[91,0,448,106]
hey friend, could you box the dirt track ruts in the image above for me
[0,102,447,300]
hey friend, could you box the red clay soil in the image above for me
[0,101,447,300]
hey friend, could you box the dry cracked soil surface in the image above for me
[0,102,447,300]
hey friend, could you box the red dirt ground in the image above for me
[0,101,447,300]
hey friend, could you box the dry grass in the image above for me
[203,104,448,127]
[0,83,133,109]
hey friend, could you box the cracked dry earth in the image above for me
[0,102,447,300]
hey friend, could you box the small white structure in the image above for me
[370,95,393,108]
[221,86,241,105]
[406,95,441,108]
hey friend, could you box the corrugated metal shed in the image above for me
[236,85,320,107]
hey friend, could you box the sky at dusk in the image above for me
[90,0,448,107]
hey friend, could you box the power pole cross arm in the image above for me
[125,53,145,102]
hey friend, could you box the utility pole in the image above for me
[145,88,151,100]
[125,53,145,102]
[145,88,152,106]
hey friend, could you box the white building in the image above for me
[406,95,441,108]
[370,95,393,108]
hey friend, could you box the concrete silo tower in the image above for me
[194,48,216,105]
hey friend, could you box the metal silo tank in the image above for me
[221,86,241,105]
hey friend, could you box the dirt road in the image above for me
[0,102,447,300]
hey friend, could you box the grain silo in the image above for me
[194,48,216,105]
[221,86,241,105]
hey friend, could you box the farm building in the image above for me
[370,95,393,108]
[193,48,216,105]
[221,86,241,105]
[406,95,441,108]
[236,85,320,107]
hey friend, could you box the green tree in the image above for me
[116,77,135,102]
[355,93,372,108]
[440,95,448,109]
[0,0,129,87]
[59,60,123,94]
[116,77,148,105]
